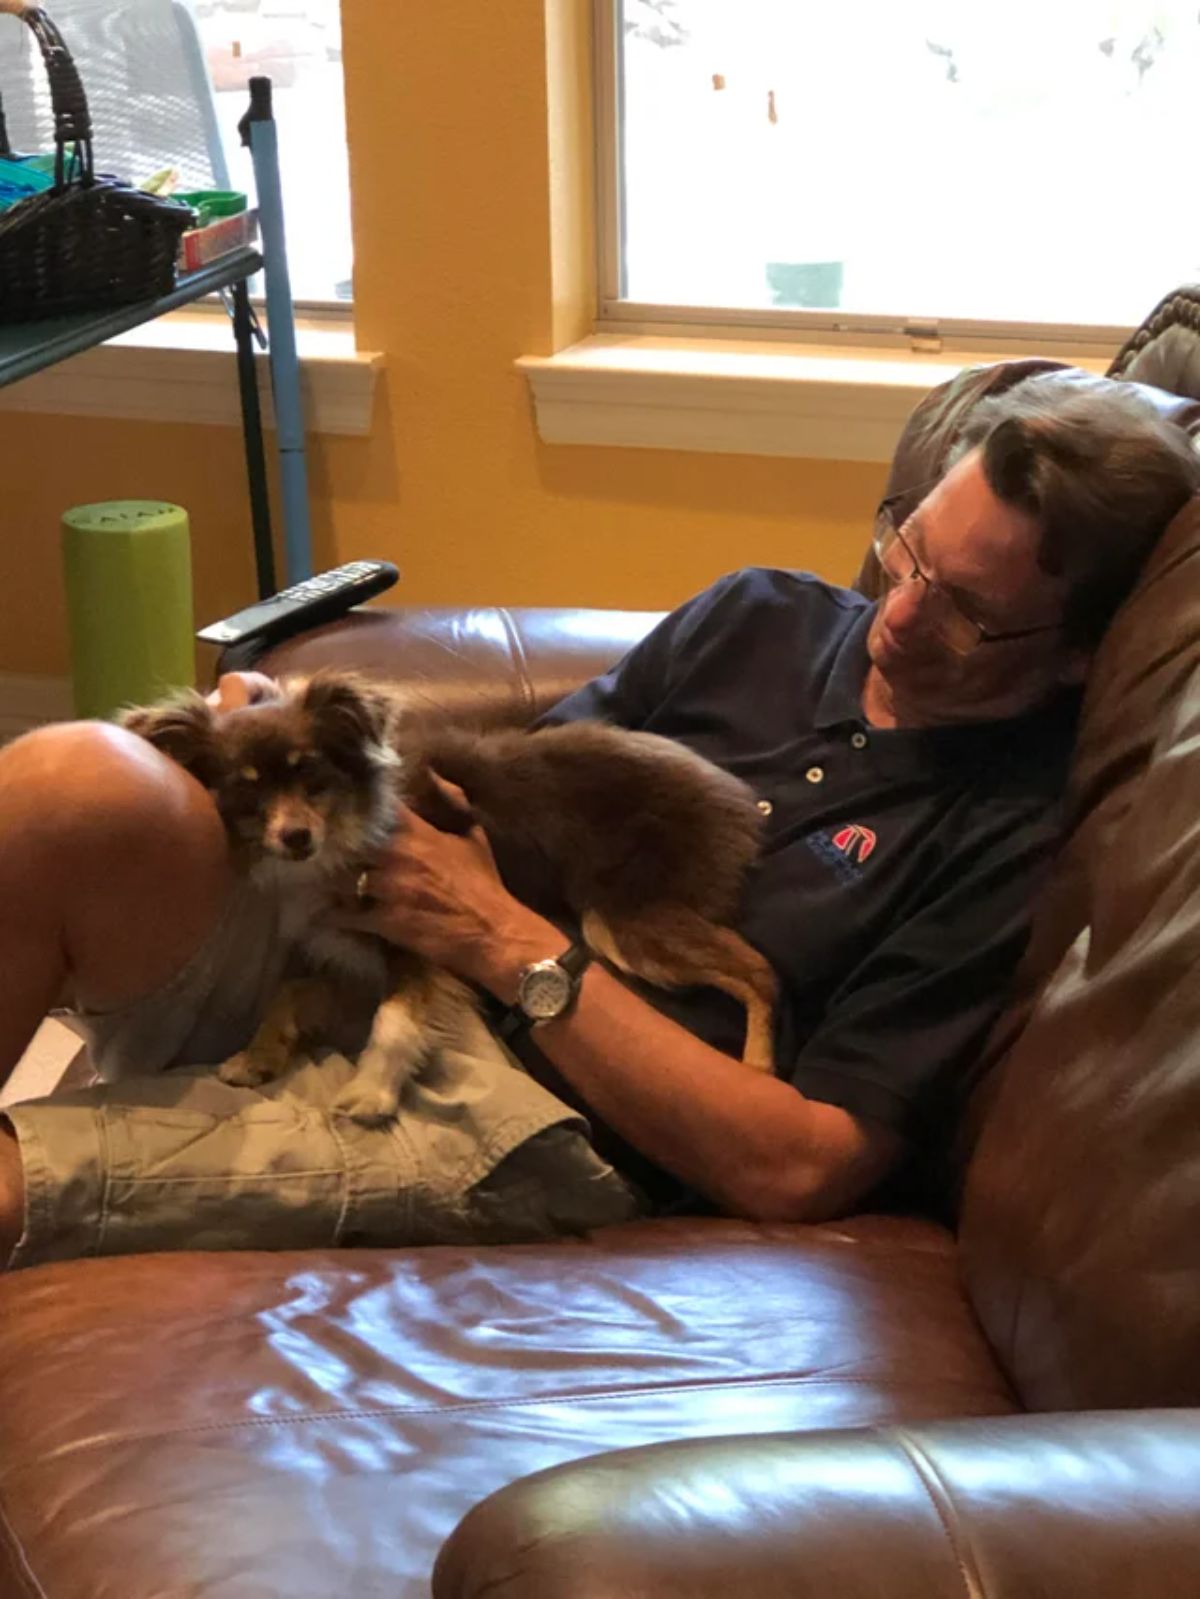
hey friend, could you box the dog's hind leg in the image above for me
[581,907,777,1071]
[219,978,319,1087]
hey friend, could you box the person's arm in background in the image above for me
[206,671,280,712]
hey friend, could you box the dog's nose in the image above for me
[280,826,314,858]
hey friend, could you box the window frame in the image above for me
[592,0,1138,361]
[194,0,354,311]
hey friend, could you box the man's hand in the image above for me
[336,778,561,993]
[206,672,280,714]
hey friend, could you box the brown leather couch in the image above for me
[2,357,1199,1597]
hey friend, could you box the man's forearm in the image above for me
[471,914,899,1221]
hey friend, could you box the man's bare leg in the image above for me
[0,720,235,1264]
[0,1128,22,1265]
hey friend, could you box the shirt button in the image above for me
[805,766,824,784]
[757,799,773,816]
[850,731,868,750]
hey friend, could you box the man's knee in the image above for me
[0,721,235,1012]
[0,1125,24,1269]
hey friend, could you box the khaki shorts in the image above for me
[4,1026,646,1271]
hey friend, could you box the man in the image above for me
[1,376,1197,1265]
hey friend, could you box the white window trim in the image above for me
[0,304,381,437]
[518,332,1112,464]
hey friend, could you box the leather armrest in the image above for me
[226,604,663,728]
[433,1410,1200,1598]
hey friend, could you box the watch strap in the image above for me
[496,939,592,1042]
[555,941,593,981]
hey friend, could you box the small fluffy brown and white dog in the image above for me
[120,670,777,1122]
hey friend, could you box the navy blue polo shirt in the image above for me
[519,568,1077,1187]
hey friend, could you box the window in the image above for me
[603,0,1200,341]
[0,0,351,305]
[196,0,351,304]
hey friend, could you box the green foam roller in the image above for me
[61,501,196,720]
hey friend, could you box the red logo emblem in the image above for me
[831,824,877,864]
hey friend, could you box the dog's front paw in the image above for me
[218,1051,280,1088]
[333,1080,402,1126]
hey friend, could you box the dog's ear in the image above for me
[118,693,222,787]
[297,671,394,758]
[299,674,392,741]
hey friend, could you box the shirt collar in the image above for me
[813,598,1081,762]
[814,602,874,731]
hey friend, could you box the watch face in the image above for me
[519,961,573,1021]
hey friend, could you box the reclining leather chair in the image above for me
[1,316,1199,1597]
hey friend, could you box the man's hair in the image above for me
[951,377,1200,649]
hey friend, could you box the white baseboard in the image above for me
[0,673,74,743]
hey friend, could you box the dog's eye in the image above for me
[238,765,259,783]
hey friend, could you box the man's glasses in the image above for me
[872,495,1063,657]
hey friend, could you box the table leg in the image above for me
[230,279,276,598]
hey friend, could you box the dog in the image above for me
[119,669,778,1122]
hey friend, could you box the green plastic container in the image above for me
[174,189,247,228]
[61,501,195,720]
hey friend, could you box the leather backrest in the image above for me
[256,604,664,729]
[948,378,1200,1408]
[959,594,1200,1409]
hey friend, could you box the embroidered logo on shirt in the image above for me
[806,823,878,882]
[831,823,877,864]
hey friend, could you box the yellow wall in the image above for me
[0,0,885,680]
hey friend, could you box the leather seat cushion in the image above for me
[0,1215,1015,1597]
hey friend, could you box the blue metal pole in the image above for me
[239,76,313,584]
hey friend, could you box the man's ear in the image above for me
[118,692,222,787]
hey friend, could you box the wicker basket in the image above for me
[0,0,195,322]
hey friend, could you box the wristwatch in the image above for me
[510,941,593,1029]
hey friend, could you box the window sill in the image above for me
[0,308,382,437]
[517,334,1109,463]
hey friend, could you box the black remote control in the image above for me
[196,560,400,648]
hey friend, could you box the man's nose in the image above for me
[881,574,926,632]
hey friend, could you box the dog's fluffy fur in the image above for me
[120,670,776,1121]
